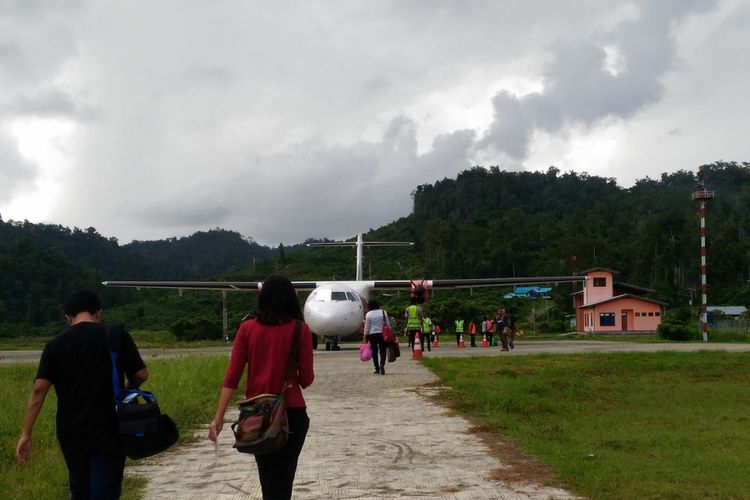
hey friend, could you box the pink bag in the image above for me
[359,342,372,361]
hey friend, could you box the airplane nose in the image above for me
[304,299,362,336]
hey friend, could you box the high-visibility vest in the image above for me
[469,322,477,334]
[406,305,422,329]
[422,317,432,333]
[455,319,464,333]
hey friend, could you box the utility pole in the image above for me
[691,169,715,342]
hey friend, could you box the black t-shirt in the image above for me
[36,322,146,450]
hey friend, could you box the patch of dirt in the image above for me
[426,386,569,491]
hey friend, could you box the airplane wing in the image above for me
[103,275,585,292]
[102,280,319,292]
[371,276,586,290]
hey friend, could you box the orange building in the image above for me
[573,268,667,333]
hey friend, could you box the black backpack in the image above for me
[106,325,179,459]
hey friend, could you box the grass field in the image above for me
[0,330,229,351]
[0,356,228,499]
[422,351,750,499]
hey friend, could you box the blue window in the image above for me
[599,312,615,326]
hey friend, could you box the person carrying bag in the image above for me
[107,325,179,460]
[231,321,300,455]
[209,275,314,500]
[363,299,390,375]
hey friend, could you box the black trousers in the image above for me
[254,408,310,500]
[367,333,387,371]
[470,334,477,347]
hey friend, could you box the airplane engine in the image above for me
[410,280,430,303]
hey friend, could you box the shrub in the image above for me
[169,317,223,341]
[657,321,698,341]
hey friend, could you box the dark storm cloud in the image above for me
[120,115,474,244]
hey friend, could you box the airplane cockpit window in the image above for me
[345,292,357,301]
[331,291,348,301]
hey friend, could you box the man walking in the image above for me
[404,296,424,352]
[495,308,510,351]
[422,316,433,352]
[16,290,148,499]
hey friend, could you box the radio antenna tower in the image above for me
[691,168,715,342]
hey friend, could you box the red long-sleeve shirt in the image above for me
[222,318,314,408]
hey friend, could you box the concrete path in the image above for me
[127,344,582,499]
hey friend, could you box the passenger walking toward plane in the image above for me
[209,275,314,500]
[495,308,510,351]
[364,299,390,375]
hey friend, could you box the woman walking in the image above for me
[209,275,315,500]
[363,299,391,375]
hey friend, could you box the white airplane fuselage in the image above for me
[302,281,372,338]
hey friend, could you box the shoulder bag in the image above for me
[231,320,301,455]
[381,310,395,344]
[107,325,179,459]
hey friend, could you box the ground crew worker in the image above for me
[454,318,465,347]
[481,318,487,344]
[404,297,424,351]
[468,320,477,347]
[486,316,495,346]
[421,316,433,352]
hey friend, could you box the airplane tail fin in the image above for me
[307,233,413,281]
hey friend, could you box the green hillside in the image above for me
[2,160,749,337]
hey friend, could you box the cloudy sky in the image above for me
[1,1,748,246]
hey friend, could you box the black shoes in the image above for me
[380,367,385,375]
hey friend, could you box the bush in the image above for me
[169,317,223,341]
[657,321,699,341]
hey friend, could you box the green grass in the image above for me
[0,330,230,350]
[0,356,229,499]
[422,351,750,499]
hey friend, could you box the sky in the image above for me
[1,0,748,246]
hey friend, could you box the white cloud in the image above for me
[0,0,747,245]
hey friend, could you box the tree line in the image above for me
[1,160,748,336]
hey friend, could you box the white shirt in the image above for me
[364,309,391,336]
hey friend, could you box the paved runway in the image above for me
[117,340,750,499]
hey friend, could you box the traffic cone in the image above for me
[458,333,465,348]
[432,334,439,348]
[412,332,423,360]
[482,334,489,347]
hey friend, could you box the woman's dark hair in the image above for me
[256,275,302,325]
[367,299,380,311]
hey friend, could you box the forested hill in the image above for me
[388,161,749,304]
[0,223,282,331]
[0,222,277,279]
[2,160,749,335]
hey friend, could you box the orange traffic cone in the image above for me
[412,332,423,360]
[458,333,465,348]
[482,334,489,347]
[432,334,439,348]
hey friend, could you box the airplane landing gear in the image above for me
[324,337,341,351]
